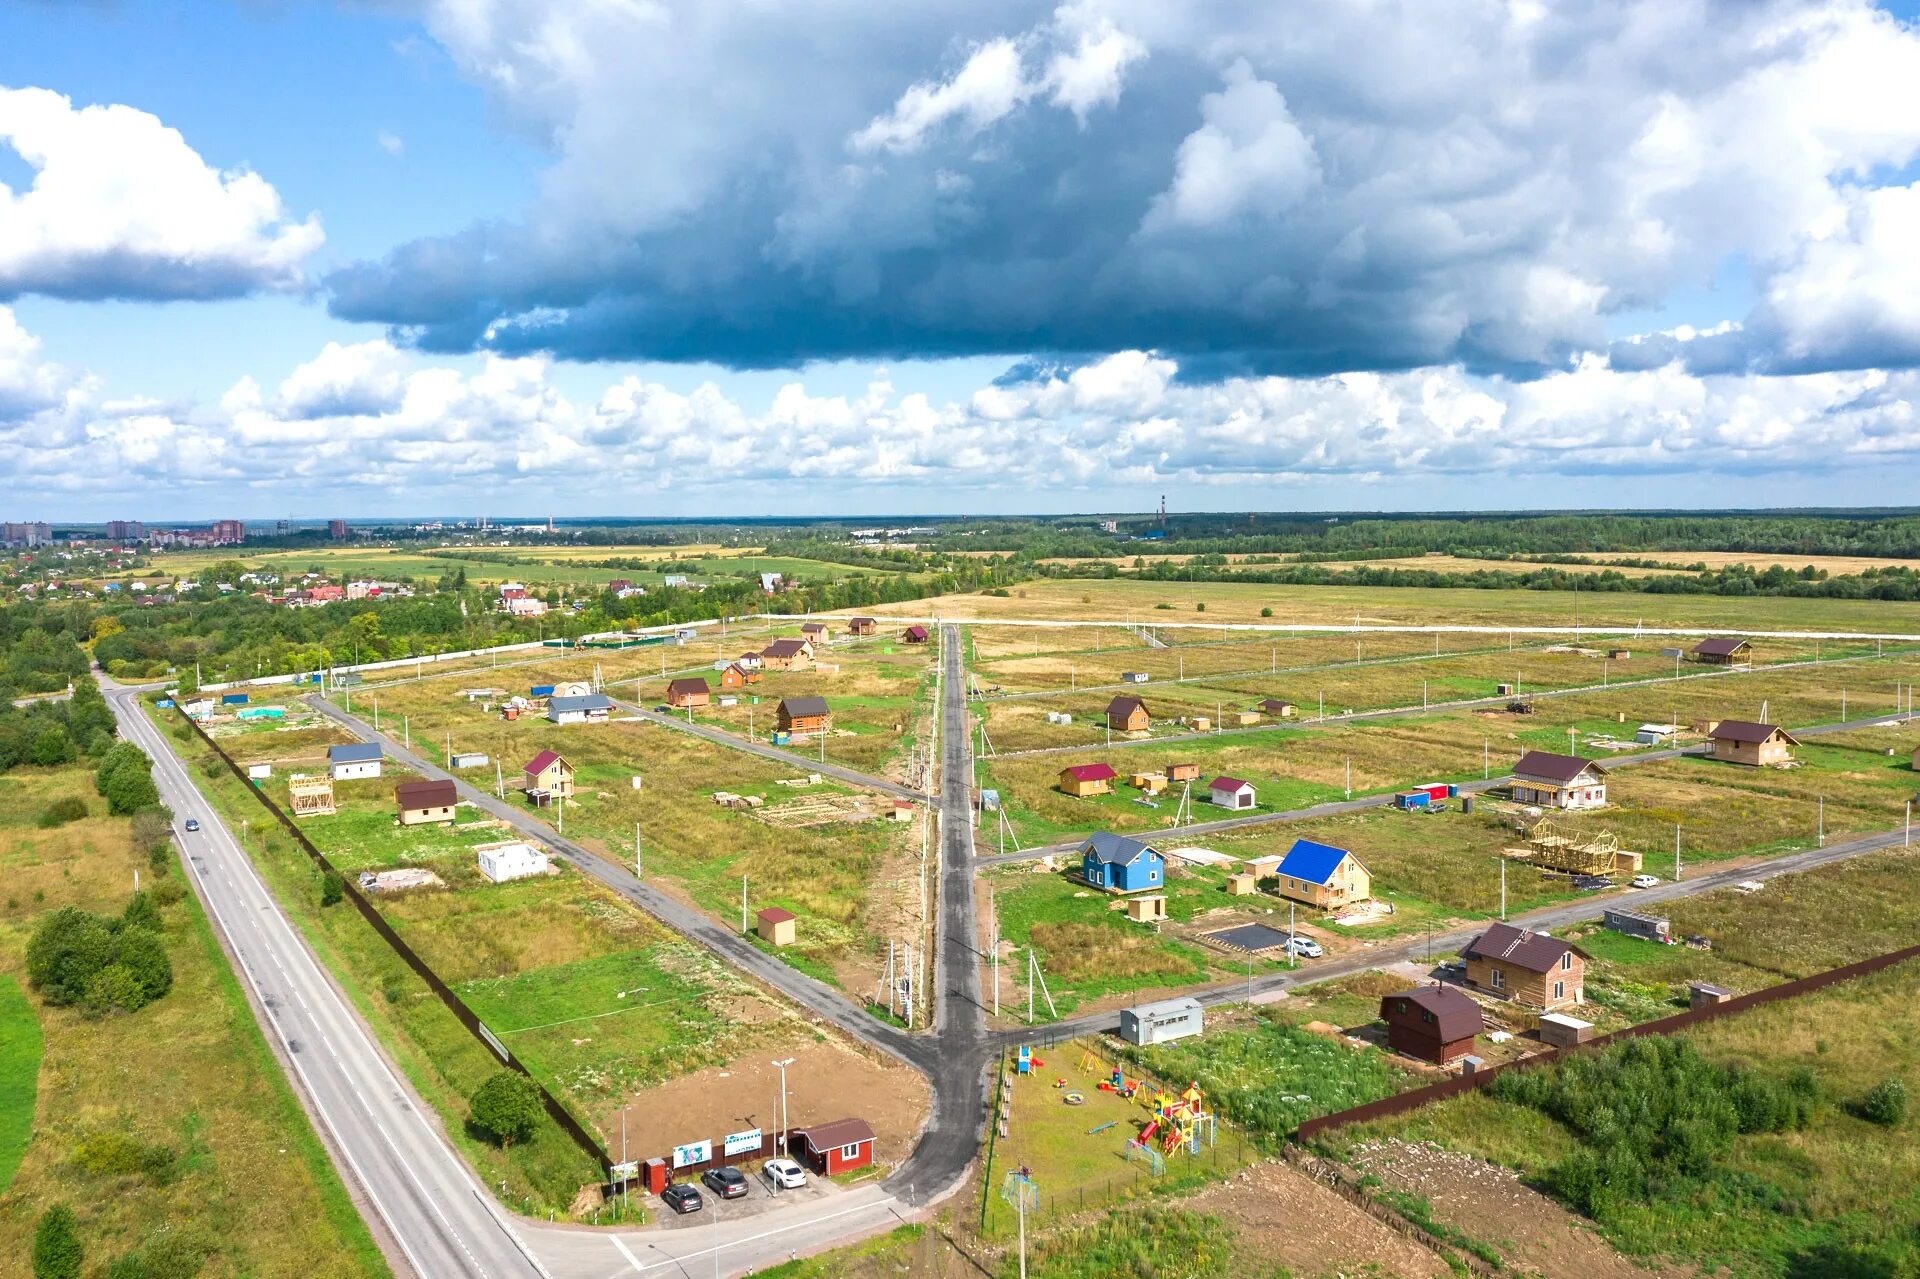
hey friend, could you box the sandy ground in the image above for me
[1194,1161,1453,1277]
[1351,1139,1668,1278]
[602,1034,930,1172]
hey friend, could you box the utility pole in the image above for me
[1500,857,1507,921]
[1484,738,1490,779]
[1675,825,1682,881]
[1817,796,1824,847]
[1345,757,1351,800]
[634,821,642,878]
[742,874,749,932]
[1288,902,1296,968]
[771,1057,794,1152]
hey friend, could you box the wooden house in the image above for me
[790,1118,874,1177]
[719,663,760,689]
[775,695,832,736]
[522,750,574,801]
[799,622,830,643]
[1079,832,1164,893]
[760,638,814,670]
[848,617,878,636]
[1706,720,1799,766]
[395,779,458,826]
[1690,637,1752,666]
[666,677,711,709]
[1381,986,1484,1065]
[1256,698,1297,719]
[1106,695,1151,733]
[1461,922,1586,1010]
[1272,838,1371,910]
[902,625,929,643]
[1510,751,1608,809]
[1059,762,1117,797]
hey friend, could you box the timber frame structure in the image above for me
[288,773,337,817]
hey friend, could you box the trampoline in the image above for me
[1205,923,1294,953]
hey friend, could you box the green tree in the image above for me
[114,929,172,1003]
[33,1204,82,1279]
[1860,1078,1908,1127]
[121,891,164,934]
[129,808,174,875]
[27,907,116,1005]
[468,1070,543,1147]
[30,725,76,766]
[320,870,344,908]
[85,964,149,1015]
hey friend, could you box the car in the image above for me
[1630,874,1661,889]
[1284,935,1323,959]
[762,1158,807,1190]
[661,1183,703,1214]
[701,1166,749,1199]
[184,819,200,833]
[654,703,673,713]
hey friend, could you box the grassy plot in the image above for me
[0,761,389,1277]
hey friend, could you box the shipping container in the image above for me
[530,684,556,697]
[1397,791,1431,810]
[222,693,250,705]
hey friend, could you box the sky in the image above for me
[5,0,1920,522]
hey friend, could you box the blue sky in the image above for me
[5,1,1920,520]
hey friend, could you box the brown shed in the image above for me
[902,625,929,643]
[1167,762,1201,783]
[776,695,832,736]
[1381,986,1484,1064]
[756,907,796,946]
[1106,695,1151,733]
[395,778,458,826]
[666,677,711,708]
[1257,698,1297,718]
[1706,720,1798,767]
[1690,637,1752,665]
[1461,922,1586,1010]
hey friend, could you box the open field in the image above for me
[0,976,39,1194]
[0,762,389,1277]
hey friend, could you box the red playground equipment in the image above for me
[1016,1045,1046,1075]
[1097,1064,1142,1099]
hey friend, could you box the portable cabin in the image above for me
[395,778,458,826]
[1106,695,1151,733]
[1381,986,1483,1065]
[756,907,796,947]
[1208,776,1257,810]
[1120,671,1149,684]
[1118,997,1203,1046]
[1509,751,1608,809]
[1272,838,1371,910]
[666,677,711,709]
[1059,762,1117,797]
[449,751,489,769]
[328,742,383,781]
[1706,720,1798,767]
[1461,922,1586,1010]
[790,1119,875,1177]
[1603,908,1671,943]
[775,695,832,737]
[1167,762,1201,783]
[1079,832,1164,893]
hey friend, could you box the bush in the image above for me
[33,1204,82,1279]
[115,929,173,1003]
[27,907,118,1005]
[85,964,151,1015]
[469,1071,544,1148]
[130,809,174,875]
[1858,1078,1908,1128]
[122,891,164,933]
[36,796,88,827]
[1195,601,1206,612]
[1260,607,1274,618]
[320,870,344,908]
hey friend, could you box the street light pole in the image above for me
[771,1057,795,1152]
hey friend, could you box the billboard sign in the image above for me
[672,1140,712,1169]
[722,1128,762,1157]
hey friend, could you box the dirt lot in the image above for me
[1351,1139,1664,1278]
[601,1034,929,1172]
[1193,1161,1452,1277]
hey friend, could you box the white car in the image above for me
[762,1158,807,1190]
[1630,874,1661,889]
[1284,935,1323,959]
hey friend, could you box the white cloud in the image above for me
[0,304,85,422]
[1143,60,1318,230]
[276,340,410,419]
[377,130,405,157]
[0,86,324,301]
[1045,5,1146,123]
[851,38,1035,155]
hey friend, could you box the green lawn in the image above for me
[0,976,41,1194]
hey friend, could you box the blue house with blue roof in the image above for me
[1080,832,1165,893]
[1273,838,1372,910]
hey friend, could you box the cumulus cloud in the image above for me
[0,86,324,301]
[323,0,1920,378]
[0,305,85,422]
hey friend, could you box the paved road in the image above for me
[1006,816,1919,1045]
[105,681,548,1279]
[606,694,930,801]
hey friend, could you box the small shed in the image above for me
[1118,997,1203,1046]
[1706,720,1798,767]
[1537,1013,1595,1048]
[666,677,711,708]
[1129,771,1168,794]
[1208,776,1257,810]
[1225,873,1257,896]
[1381,986,1484,1064]
[1106,695,1151,733]
[1080,832,1164,893]
[1689,982,1736,1009]
[395,779,459,826]
[1124,895,1167,923]
[1257,698,1297,719]
[1634,723,1678,745]
[1120,671,1150,684]
[790,1118,875,1177]
[1059,762,1117,797]
[328,742,383,781]
[1167,762,1201,783]
[902,625,929,643]
[450,751,489,769]
[756,907,796,947]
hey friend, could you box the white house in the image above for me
[327,742,383,780]
[1208,776,1257,810]
[476,841,550,883]
[548,693,613,725]
[1510,751,1608,810]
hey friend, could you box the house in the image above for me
[760,572,784,592]
[328,742,383,781]
[1380,986,1484,1065]
[775,695,832,737]
[1120,671,1149,684]
[799,622,830,643]
[1167,762,1200,783]
[756,907,796,947]
[1106,695,1151,733]
[789,1118,875,1177]
[902,625,929,643]
[548,693,613,724]
[1059,762,1117,797]
[1509,751,1608,809]
[666,677,711,709]
[1707,720,1799,766]
[1691,637,1752,666]
[1208,776,1257,810]
[395,779,459,826]
[476,841,549,883]
[718,663,760,689]
[735,652,764,672]
[848,617,878,636]
[1118,997,1203,1046]
[1257,698,1297,719]
[504,596,548,617]
[607,579,632,594]
[522,750,574,801]
[761,638,814,670]
[1273,838,1372,910]
[662,574,690,588]
[1079,832,1165,893]
[1461,922,1586,1010]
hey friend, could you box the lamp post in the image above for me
[771,1057,795,1152]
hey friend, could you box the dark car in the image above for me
[184,819,200,833]
[654,704,673,713]
[701,1166,749,1199]
[661,1183,703,1214]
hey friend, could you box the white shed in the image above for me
[1118,996,1204,1046]
[476,841,550,883]
[327,742,383,780]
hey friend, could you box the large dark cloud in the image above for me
[328,1,1920,377]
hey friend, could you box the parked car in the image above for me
[701,1166,749,1199]
[762,1158,807,1190]
[184,818,200,832]
[1630,874,1661,889]
[1284,935,1323,959]
[661,1183,703,1214]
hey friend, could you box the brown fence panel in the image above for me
[1298,938,1920,1142]
[170,704,613,1174]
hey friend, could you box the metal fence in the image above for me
[171,703,615,1176]
[1297,936,1920,1141]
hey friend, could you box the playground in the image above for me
[987,1039,1252,1235]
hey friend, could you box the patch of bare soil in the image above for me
[1193,1161,1452,1278]
[1351,1139,1671,1278]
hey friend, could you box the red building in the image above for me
[790,1118,875,1176]
[1380,986,1484,1064]
[210,518,245,544]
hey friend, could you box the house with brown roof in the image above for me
[902,624,929,643]
[718,662,759,689]
[1208,776,1257,810]
[1461,922,1586,1010]
[848,617,878,636]
[1107,695,1151,733]
[735,651,764,672]
[1707,720,1799,766]
[761,638,814,670]
[775,695,832,736]
[666,677,711,709]
[522,750,573,801]
[1256,698,1297,719]
[1691,637,1753,666]
[789,1118,875,1177]
[1167,762,1200,783]
[1510,751,1608,809]
[1381,986,1484,1064]
[799,621,830,643]
[1059,762,1118,797]
[395,778,459,826]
